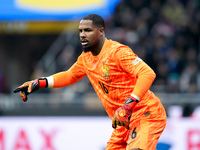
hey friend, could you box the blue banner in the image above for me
[0,0,121,22]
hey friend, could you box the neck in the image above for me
[91,37,105,56]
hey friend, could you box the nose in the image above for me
[80,31,86,38]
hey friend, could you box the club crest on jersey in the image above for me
[101,61,110,80]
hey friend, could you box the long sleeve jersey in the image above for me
[47,39,163,120]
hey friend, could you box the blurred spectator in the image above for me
[166,47,181,73]
[0,69,6,93]
[179,62,200,93]
[166,73,180,93]
[161,0,187,27]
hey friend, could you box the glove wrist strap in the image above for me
[38,78,48,88]
[124,96,139,110]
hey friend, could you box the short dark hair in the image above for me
[82,14,105,29]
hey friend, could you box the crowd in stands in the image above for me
[105,0,200,93]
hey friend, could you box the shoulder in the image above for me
[106,39,132,55]
[107,40,137,58]
[106,39,125,49]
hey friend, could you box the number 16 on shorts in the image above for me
[127,127,137,146]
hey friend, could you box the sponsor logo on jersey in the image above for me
[132,58,142,65]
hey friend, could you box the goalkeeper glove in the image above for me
[112,96,139,130]
[13,78,48,102]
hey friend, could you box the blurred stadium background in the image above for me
[0,0,200,149]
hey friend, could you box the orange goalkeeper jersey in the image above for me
[50,39,165,120]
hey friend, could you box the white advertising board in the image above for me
[0,117,200,150]
[0,117,113,150]
[158,118,200,150]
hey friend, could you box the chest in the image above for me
[84,54,128,83]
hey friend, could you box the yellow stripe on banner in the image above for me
[18,0,104,9]
[27,22,79,33]
[0,22,79,34]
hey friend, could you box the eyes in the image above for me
[79,28,92,33]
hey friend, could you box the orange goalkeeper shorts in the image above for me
[106,112,166,150]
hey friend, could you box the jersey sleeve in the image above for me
[115,46,156,100]
[47,55,86,88]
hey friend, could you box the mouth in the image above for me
[81,39,89,46]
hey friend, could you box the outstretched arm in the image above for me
[14,60,86,102]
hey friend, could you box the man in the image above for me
[14,14,166,150]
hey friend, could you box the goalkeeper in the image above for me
[14,14,166,150]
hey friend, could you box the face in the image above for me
[79,19,103,52]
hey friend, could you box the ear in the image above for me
[99,27,104,36]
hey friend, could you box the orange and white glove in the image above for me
[112,96,139,130]
[13,78,48,102]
